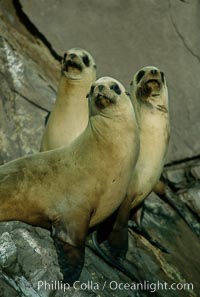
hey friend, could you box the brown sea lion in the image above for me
[129,66,170,211]
[40,47,96,151]
[95,66,170,259]
[0,76,139,284]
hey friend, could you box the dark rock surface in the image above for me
[0,0,59,163]
[0,1,200,297]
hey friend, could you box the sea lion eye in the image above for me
[161,71,165,83]
[110,83,121,95]
[82,55,90,67]
[136,70,145,84]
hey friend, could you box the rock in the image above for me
[0,223,62,297]
[163,168,186,189]
[0,232,17,269]
[0,32,56,164]
[179,185,200,218]
[163,159,200,190]
[0,0,60,163]
[190,164,200,180]
[141,193,200,296]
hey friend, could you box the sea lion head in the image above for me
[61,48,96,81]
[88,76,131,116]
[130,66,168,112]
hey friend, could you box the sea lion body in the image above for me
[129,66,170,210]
[1,127,132,228]
[0,76,139,283]
[95,67,169,261]
[40,48,96,151]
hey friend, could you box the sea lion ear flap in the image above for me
[86,85,95,99]
[160,71,165,84]
[61,53,67,64]
[125,91,130,97]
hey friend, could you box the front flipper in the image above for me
[90,196,142,283]
[53,237,84,285]
[92,230,141,283]
[52,214,89,285]
[96,194,132,260]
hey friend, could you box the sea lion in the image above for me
[0,77,139,284]
[40,47,96,151]
[129,66,170,211]
[94,66,170,259]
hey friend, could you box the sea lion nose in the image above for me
[110,83,121,95]
[98,85,104,92]
[151,69,158,75]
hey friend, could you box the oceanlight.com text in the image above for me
[37,280,194,293]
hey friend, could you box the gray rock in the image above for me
[0,233,17,269]
[0,34,56,164]
[190,164,200,180]
[179,185,200,218]
[163,168,187,189]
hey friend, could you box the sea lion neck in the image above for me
[60,69,96,85]
[89,102,137,145]
[56,77,90,104]
[139,92,169,117]
[59,73,91,87]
